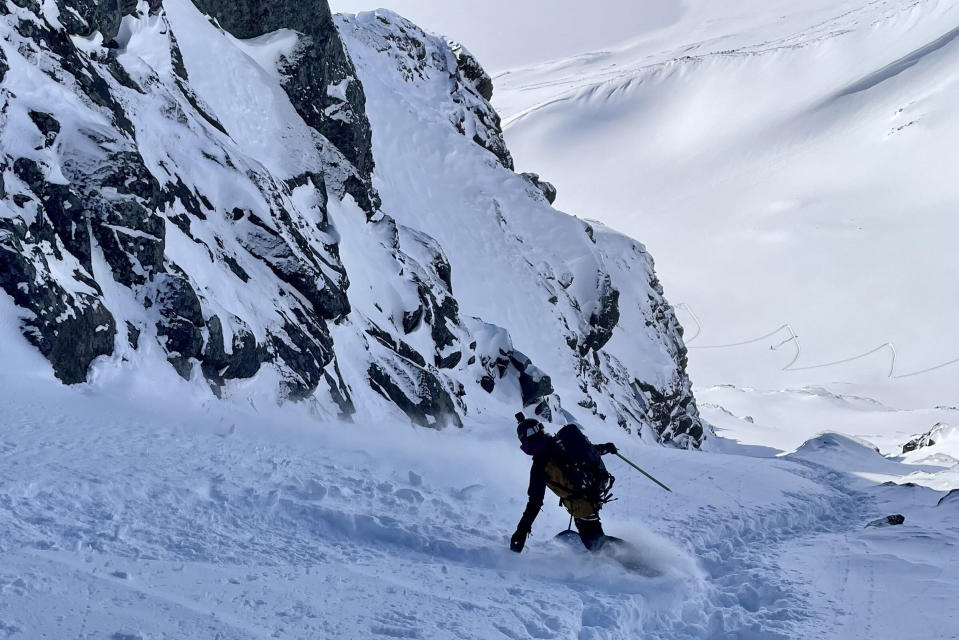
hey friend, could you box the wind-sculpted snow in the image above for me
[0,1,702,444]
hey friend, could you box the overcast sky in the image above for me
[329,1,681,72]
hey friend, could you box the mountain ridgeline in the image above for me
[0,0,705,446]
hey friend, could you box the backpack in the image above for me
[551,424,615,507]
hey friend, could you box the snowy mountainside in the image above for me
[337,10,703,443]
[2,3,959,638]
[0,1,703,443]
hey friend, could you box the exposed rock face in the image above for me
[152,273,205,378]
[507,350,553,407]
[368,360,461,429]
[201,315,264,388]
[449,42,493,102]
[0,1,706,445]
[0,0,352,401]
[54,0,163,41]
[0,218,116,384]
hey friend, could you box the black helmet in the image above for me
[516,416,544,443]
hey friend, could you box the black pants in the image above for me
[574,515,605,551]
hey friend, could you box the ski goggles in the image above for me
[520,423,543,440]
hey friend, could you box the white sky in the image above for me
[329,0,682,72]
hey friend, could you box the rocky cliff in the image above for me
[0,0,704,446]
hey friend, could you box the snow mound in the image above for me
[792,432,882,459]
[787,432,905,484]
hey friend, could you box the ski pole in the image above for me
[614,452,672,493]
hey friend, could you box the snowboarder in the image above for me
[510,413,618,553]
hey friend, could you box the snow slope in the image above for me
[496,0,959,436]
[2,327,958,638]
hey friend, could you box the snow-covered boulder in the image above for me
[0,1,705,445]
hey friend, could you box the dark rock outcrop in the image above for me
[449,42,493,101]
[510,350,554,407]
[0,219,116,384]
[55,0,162,42]
[633,379,704,446]
[521,172,557,204]
[153,273,205,378]
[902,424,944,454]
[865,514,905,528]
[369,360,462,429]
[201,315,263,384]
[28,111,60,147]
[0,1,353,402]
[581,274,620,354]
[80,151,165,288]
[240,211,350,321]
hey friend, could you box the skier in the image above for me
[510,413,618,553]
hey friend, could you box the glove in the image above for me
[599,442,618,455]
[510,527,529,553]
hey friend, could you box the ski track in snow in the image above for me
[644,459,870,639]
